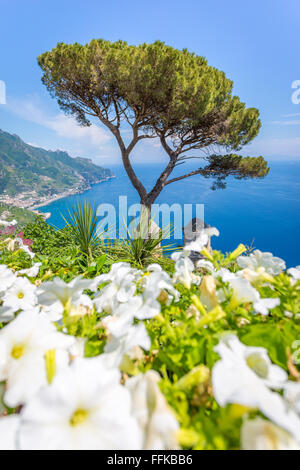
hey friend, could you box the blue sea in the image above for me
[37,161,300,268]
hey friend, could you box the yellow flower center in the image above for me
[11,344,25,359]
[17,291,24,299]
[70,408,89,427]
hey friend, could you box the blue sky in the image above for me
[0,0,299,165]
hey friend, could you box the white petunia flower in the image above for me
[237,250,286,276]
[104,322,151,368]
[18,262,42,278]
[126,371,179,450]
[18,358,142,450]
[93,263,138,314]
[171,252,200,289]
[69,337,86,360]
[147,263,163,272]
[224,276,260,304]
[137,270,180,319]
[37,276,93,320]
[218,271,280,315]
[14,237,35,259]
[241,418,300,450]
[212,335,300,441]
[199,275,219,311]
[287,266,300,282]
[284,382,300,415]
[184,232,209,253]
[0,311,74,407]
[213,335,288,392]
[102,296,143,337]
[0,415,20,450]
[184,227,219,254]
[0,305,15,322]
[2,277,37,313]
[195,259,215,272]
[0,264,16,292]
[253,297,280,316]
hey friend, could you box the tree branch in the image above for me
[165,168,204,185]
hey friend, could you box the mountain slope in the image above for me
[0,129,112,196]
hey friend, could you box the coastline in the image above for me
[28,175,116,212]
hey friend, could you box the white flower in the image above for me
[147,263,163,272]
[213,335,287,393]
[287,266,300,281]
[184,227,219,254]
[0,415,20,450]
[225,276,260,304]
[237,250,286,276]
[2,277,37,313]
[212,335,300,441]
[104,322,151,368]
[69,337,86,360]
[184,232,209,253]
[37,276,92,320]
[171,252,199,289]
[241,418,300,450]
[14,237,35,259]
[0,311,74,407]
[195,259,215,272]
[253,297,280,316]
[94,263,138,314]
[18,262,42,278]
[218,272,280,315]
[68,294,93,317]
[199,275,219,311]
[0,219,11,227]
[284,382,300,415]
[0,305,15,322]
[0,264,16,292]
[102,296,143,337]
[137,270,180,319]
[144,269,180,303]
[126,371,179,450]
[18,358,142,450]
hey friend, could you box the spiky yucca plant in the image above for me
[104,217,174,268]
[63,201,99,260]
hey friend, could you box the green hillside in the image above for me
[0,129,112,196]
[0,203,38,227]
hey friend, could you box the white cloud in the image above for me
[271,120,300,126]
[7,95,111,148]
[245,137,300,159]
[8,95,300,163]
[283,113,300,117]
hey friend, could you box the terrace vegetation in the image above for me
[0,202,299,450]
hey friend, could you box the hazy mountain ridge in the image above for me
[0,129,112,196]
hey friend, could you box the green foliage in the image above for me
[38,40,260,149]
[0,203,38,228]
[105,220,174,268]
[0,129,112,197]
[200,154,269,190]
[1,225,300,449]
[62,201,99,261]
[23,218,76,257]
[38,39,267,207]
